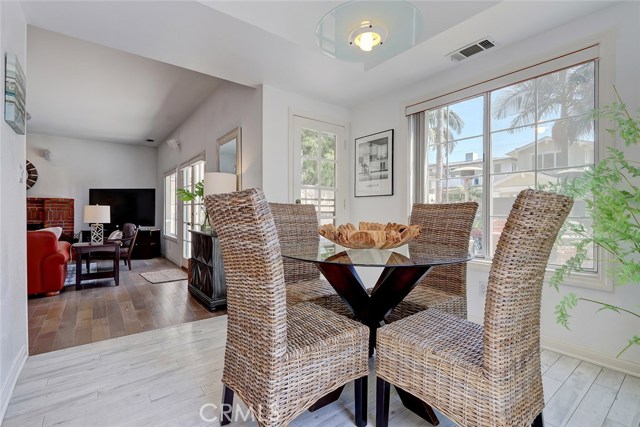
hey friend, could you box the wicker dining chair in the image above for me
[386,201,478,322]
[205,189,370,427]
[376,189,573,427]
[269,202,337,305]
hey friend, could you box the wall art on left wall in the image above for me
[4,53,26,135]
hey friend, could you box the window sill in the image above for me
[163,235,178,243]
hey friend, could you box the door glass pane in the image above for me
[301,128,318,157]
[301,159,318,185]
[321,161,335,187]
[321,132,336,160]
[300,188,318,202]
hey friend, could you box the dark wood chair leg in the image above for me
[355,376,368,427]
[376,377,390,427]
[395,386,439,425]
[220,385,234,426]
[532,412,544,427]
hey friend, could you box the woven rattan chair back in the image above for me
[270,202,320,283]
[483,189,573,385]
[409,202,478,296]
[205,189,287,372]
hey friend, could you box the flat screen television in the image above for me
[89,188,155,230]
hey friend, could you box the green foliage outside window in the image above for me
[301,129,336,188]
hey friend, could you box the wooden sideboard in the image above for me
[188,230,227,311]
[134,228,161,259]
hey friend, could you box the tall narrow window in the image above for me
[292,116,346,227]
[180,158,205,265]
[163,170,177,239]
[425,95,485,256]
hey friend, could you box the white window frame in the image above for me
[178,153,206,266]
[408,45,613,291]
[163,168,178,241]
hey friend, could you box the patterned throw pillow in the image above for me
[40,226,62,240]
[108,230,123,240]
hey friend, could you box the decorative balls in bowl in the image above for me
[319,222,421,249]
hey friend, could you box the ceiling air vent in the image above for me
[447,37,496,62]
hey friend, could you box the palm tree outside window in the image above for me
[418,59,596,268]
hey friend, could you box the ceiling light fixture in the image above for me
[349,21,385,52]
[315,0,423,69]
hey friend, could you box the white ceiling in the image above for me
[21,0,618,145]
[26,26,225,146]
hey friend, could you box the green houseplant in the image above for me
[176,180,212,231]
[551,89,640,356]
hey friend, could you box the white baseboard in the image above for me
[162,252,181,267]
[0,344,27,424]
[468,314,639,376]
[541,337,640,377]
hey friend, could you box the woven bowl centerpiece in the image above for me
[319,222,421,249]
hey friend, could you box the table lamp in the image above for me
[204,172,237,196]
[83,205,110,244]
[203,172,237,231]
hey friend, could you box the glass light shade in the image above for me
[204,172,237,195]
[316,0,423,68]
[83,205,110,224]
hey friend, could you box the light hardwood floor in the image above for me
[4,316,639,427]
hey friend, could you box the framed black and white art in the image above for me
[355,129,393,197]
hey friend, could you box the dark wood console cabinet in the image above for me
[189,230,227,311]
[134,228,161,259]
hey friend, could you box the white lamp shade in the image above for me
[204,172,237,195]
[83,205,110,224]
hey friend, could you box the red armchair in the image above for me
[27,230,71,296]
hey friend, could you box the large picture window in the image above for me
[413,53,597,271]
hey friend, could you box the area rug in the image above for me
[140,269,188,284]
[64,262,97,286]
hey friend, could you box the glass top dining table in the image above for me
[281,242,472,351]
[282,242,472,422]
[282,243,471,268]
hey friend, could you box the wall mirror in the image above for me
[217,127,242,190]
